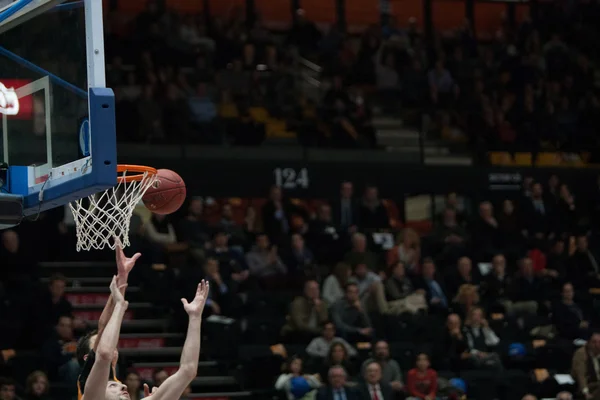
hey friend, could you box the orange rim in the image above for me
[117,164,158,183]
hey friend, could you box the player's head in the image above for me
[77,330,98,365]
[105,380,129,400]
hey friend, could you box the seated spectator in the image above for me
[442,313,470,371]
[321,343,358,381]
[569,234,600,288]
[572,332,600,399]
[42,315,78,387]
[386,228,421,274]
[262,185,306,244]
[509,257,542,316]
[306,322,357,359]
[275,356,321,400]
[201,258,233,315]
[322,263,353,306]
[406,353,438,400]
[546,239,568,289]
[521,395,537,400]
[384,261,427,315]
[24,371,50,400]
[308,204,343,265]
[555,392,573,400]
[357,361,394,400]
[428,60,458,106]
[462,307,502,371]
[216,203,250,249]
[245,234,287,289]
[316,365,359,400]
[41,274,74,328]
[188,82,219,144]
[497,199,523,257]
[282,234,315,282]
[432,208,468,264]
[353,263,387,314]
[281,280,329,342]
[471,201,502,261]
[481,254,513,314]
[447,256,480,299]
[362,340,404,393]
[521,182,551,237]
[552,282,590,340]
[152,368,169,387]
[344,233,379,273]
[0,378,17,400]
[331,283,373,342]
[357,185,390,231]
[178,198,210,262]
[451,284,480,320]
[331,181,359,233]
[145,213,177,249]
[205,231,249,287]
[124,371,143,400]
[415,258,449,313]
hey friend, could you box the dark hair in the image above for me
[344,282,358,291]
[0,377,15,389]
[327,342,348,363]
[153,368,167,381]
[76,329,98,366]
[49,273,67,284]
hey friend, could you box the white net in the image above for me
[69,169,157,251]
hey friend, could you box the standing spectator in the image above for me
[24,371,50,400]
[306,322,357,359]
[322,263,353,306]
[275,356,321,400]
[316,365,359,400]
[331,283,373,341]
[406,353,438,400]
[552,283,590,340]
[281,280,329,342]
[572,332,600,400]
[362,340,404,393]
[246,234,287,289]
[358,185,390,231]
[262,186,305,244]
[331,181,359,233]
[308,204,343,265]
[357,361,394,400]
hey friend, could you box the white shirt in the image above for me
[368,383,383,400]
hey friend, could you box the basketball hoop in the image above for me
[69,164,158,251]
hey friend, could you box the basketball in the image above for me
[142,169,186,215]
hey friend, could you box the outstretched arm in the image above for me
[84,276,128,400]
[143,281,209,400]
[94,244,140,351]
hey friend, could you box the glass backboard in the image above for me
[0,0,116,220]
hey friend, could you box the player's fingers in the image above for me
[181,298,188,306]
[143,383,150,396]
[131,253,142,263]
[118,283,128,290]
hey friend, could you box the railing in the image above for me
[294,52,323,101]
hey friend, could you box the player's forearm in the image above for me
[96,278,128,349]
[178,316,201,377]
[96,302,127,360]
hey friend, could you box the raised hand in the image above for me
[181,280,209,318]
[115,237,141,280]
[143,383,157,397]
[109,275,127,306]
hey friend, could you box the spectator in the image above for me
[362,340,404,393]
[41,316,78,387]
[406,353,438,400]
[432,208,468,264]
[136,85,164,142]
[452,284,480,320]
[205,231,248,284]
[281,280,329,341]
[316,365,359,400]
[386,228,421,274]
[322,263,353,306]
[555,392,572,400]
[124,371,143,400]
[24,371,50,400]
[308,204,343,265]
[262,186,305,243]
[357,186,390,231]
[569,234,600,288]
[245,234,287,288]
[321,343,357,381]
[152,368,169,387]
[463,307,502,370]
[344,233,379,273]
[481,254,513,313]
[447,256,479,299]
[572,332,600,400]
[415,258,449,313]
[145,213,177,248]
[306,322,357,359]
[331,182,359,233]
[281,234,315,281]
[0,378,18,400]
[552,282,590,340]
[357,361,394,400]
[216,204,249,249]
[188,82,219,143]
[42,274,73,328]
[353,263,387,313]
[178,198,210,262]
[275,356,321,400]
[522,182,551,236]
[509,257,542,316]
[471,201,501,260]
[384,261,427,315]
[443,313,470,371]
[331,282,373,342]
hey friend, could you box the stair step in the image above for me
[132,361,217,368]
[65,286,141,293]
[40,262,116,278]
[191,376,238,388]
[121,333,184,340]
[41,277,112,287]
[189,392,251,399]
